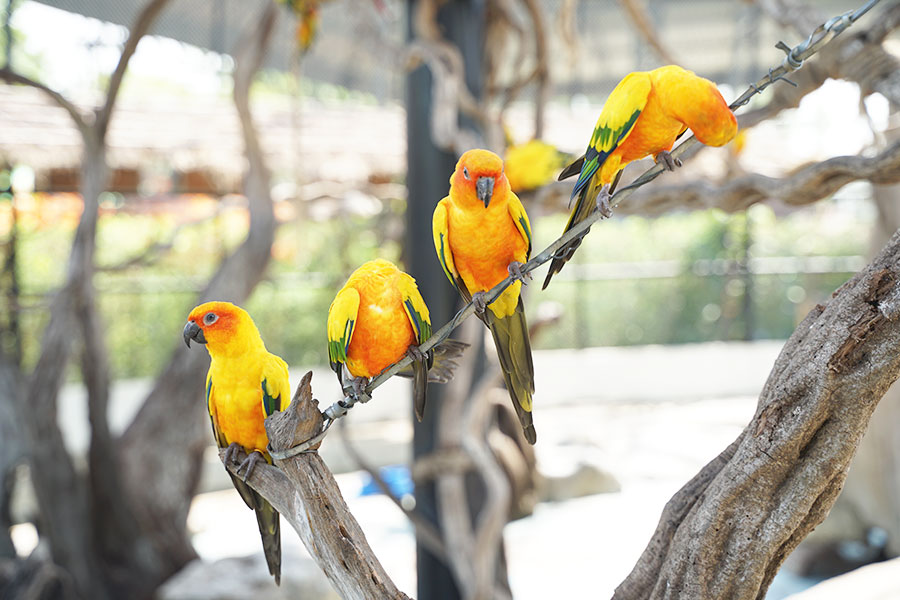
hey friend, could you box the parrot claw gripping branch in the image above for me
[299,0,883,454]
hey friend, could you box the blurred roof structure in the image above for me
[0,82,406,194]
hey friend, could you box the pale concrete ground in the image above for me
[16,339,896,598]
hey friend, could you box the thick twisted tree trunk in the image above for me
[613,229,900,600]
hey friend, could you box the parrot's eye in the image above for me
[462,167,470,180]
[204,312,218,325]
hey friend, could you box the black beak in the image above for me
[183,321,206,348]
[476,176,494,208]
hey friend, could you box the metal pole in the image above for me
[406,1,487,598]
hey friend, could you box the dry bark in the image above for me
[220,372,411,600]
[613,229,900,600]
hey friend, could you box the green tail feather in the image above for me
[486,297,537,444]
[412,356,428,422]
[229,473,282,585]
[543,170,623,290]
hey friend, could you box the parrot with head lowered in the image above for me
[433,149,537,444]
[327,258,467,421]
[183,301,288,585]
[543,64,738,289]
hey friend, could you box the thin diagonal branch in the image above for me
[0,67,89,136]
[96,0,171,137]
[533,139,900,217]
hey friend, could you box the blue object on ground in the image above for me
[360,465,414,498]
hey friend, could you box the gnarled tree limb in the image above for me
[221,371,411,600]
[613,228,900,600]
[530,139,900,217]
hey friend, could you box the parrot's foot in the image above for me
[223,442,243,466]
[655,150,682,172]
[406,344,426,363]
[347,375,371,404]
[236,450,265,482]
[595,184,613,219]
[507,261,532,285]
[472,291,489,315]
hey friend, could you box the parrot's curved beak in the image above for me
[476,176,494,208]
[183,321,206,348]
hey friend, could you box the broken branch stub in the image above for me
[246,371,410,600]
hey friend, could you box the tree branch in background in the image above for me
[739,0,900,130]
[1,0,174,596]
[337,419,450,563]
[223,371,411,600]
[617,0,680,65]
[432,319,512,600]
[118,0,280,587]
[613,229,900,600]
[0,67,89,137]
[532,139,900,217]
[95,0,170,137]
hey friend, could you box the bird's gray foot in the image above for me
[472,291,489,316]
[407,344,426,363]
[236,450,265,482]
[655,150,682,171]
[595,184,613,218]
[507,260,532,285]
[223,442,243,466]
[350,375,370,400]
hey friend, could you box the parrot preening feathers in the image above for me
[543,64,738,289]
[327,258,467,421]
[184,301,288,585]
[433,148,537,444]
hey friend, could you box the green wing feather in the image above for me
[260,353,290,418]
[546,72,651,289]
[326,286,360,381]
[399,272,434,421]
[432,198,471,302]
[507,191,533,260]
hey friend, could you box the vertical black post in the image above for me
[406,1,485,598]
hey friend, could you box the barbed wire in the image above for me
[318,0,882,426]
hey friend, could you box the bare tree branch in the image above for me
[0,68,90,137]
[337,419,450,562]
[617,0,680,65]
[95,0,170,137]
[532,139,900,217]
[613,229,900,600]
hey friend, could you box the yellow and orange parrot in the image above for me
[183,301,289,585]
[327,258,467,421]
[543,64,738,288]
[433,149,537,444]
[503,139,568,193]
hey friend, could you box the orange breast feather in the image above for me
[447,199,527,294]
[211,373,270,455]
[345,273,415,378]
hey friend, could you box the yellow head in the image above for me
[450,149,510,208]
[183,301,263,358]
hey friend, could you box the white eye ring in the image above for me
[463,167,470,180]
[204,312,218,325]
